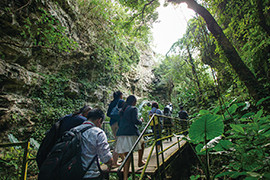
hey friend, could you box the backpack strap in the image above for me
[79,125,93,134]
[84,156,104,179]
[84,154,98,175]
[96,156,104,178]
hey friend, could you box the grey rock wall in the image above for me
[0,0,155,139]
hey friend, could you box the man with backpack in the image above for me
[38,108,113,180]
[75,108,113,179]
[36,105,92,169]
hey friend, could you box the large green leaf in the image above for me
[230,124,245,134]
[214,139,233,151]
[199,110,209,115]
[256,96,270,106]
[189,113,224,143]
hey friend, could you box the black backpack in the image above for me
[179,110,188,119]
[36,118,63,169]
[38,125,97,180]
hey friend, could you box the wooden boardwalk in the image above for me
[101,135,187,175]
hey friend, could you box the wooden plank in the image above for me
[101,135,187,175]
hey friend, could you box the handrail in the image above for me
[117,113,189,179]
[117,113,156,176]
[0,139,31,180]
[139,135,185,180]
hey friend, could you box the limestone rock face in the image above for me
[0,60,42,134]
[121,48,156,99]
[0,0,155,138]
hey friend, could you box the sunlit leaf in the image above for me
[199,110,210,115]
[230,124,245,134]
[242,101,251,111]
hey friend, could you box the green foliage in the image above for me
[205,0,270,92]
[0,145,38,180]
[152,48,216,113]
[75,0,150,82]
[189,113,224,144]
[188,98,270,179]
[0,147,22,179]
[118,0,160,39]
[21,7,78,53]
[30,73,86,142]
[223,110,270,178]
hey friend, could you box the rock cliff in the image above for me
[0,0,155,140]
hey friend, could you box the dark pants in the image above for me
[180,119,189,135]
[164,124,173,141]
[151,125,162,145]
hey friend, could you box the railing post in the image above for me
[177,136,180,149]
[21,140,30,180]
[158,117,165,179]
[153,115,162,180]
[130,152,135,180]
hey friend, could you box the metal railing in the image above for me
[0,116,188,180]
[0,140,32,180]
[117,114,189,180]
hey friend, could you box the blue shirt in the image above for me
[108,99,125,126]
[107,98,123,126]
[117,106,142,136]
[107,98,120,117]
[149,107,163,126]
[74,121,112,178]
[58,114,87,136]
[149,107,162,116]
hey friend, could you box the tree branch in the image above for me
[14,0,32,12]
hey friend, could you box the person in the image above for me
[178,106,189,135]
[107,91,123,122]
[73,108,113,180]
[58,105,92,136]
[163,106,173,141]
[167,102,173,114]
[106,90,124,166]
[36,105,92,169]
[115,95,145,180]
[149,102,163,151]
[110,99,125,166]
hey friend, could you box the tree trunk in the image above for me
[167,0,267,103]
[256,0,270,36]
